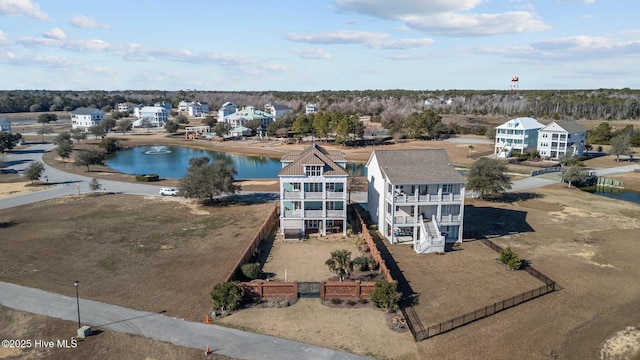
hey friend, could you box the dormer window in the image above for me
[305,165,322,176]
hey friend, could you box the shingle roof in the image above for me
[496,117,544,130]
[545,120,586,133]
[279,144,348,176]
[70,107,103,115]
[370,149,465,185]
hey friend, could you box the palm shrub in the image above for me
[325,249,352,281]
[241,263,262,280]
[499,246,522,270]
[370,279,401,312]
[352,256,370,271]
[210,282,244,311]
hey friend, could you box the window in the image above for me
[292,183,300,191]
[307,183,322,192]
[442,184,454,193]
[326,183,335,192]
[305,165,322,176]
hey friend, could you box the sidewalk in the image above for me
[0,282,370,360]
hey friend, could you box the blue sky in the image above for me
[1,0,638,91]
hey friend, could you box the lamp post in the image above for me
[73,280,81,329]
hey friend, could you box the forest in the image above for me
[1,88,639,122]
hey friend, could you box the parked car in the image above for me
[159,187,178,196]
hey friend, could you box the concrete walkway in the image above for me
[0,282,370,360]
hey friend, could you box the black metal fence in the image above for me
[401,238,558,341]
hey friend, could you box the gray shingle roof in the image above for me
[371,149,465,185]
[279,144,348,176]
[548,120,586,133]
[70,107,102,115]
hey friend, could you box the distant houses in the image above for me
[265,102,294,118]
[306,103,317,115]
[1,117,11,133]
[222,106,275,128]
[70,107,105,131]
[537,120,586,160]
[133,106,169,128]
[494,117,544,158]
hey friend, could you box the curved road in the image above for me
[0,142,368,360]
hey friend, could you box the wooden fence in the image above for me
[351,204,394,283]
[224,203,279,282]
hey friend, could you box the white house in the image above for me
[187,102,209,117]
[154,101,172,111]
[494,117,545,157]
[279,144,348,238]
[537,120,587,160]
[70,107,105,131]
[367,149,466,254]
[1,117,11,133]
[265,102,294,118]
[218,102,237,121]
[223,106,275,128]
[306,103,317,115]
[178,100,193,112]
[133,106,169,128]
[117,102,136,113]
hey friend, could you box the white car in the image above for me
[159,187,178,196]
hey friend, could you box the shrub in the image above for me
[367,257,379,270]
[352,256,370,271]
[210,282,244,311]
[347,300,357,306]
[135,174,160,182]
[499,246,522,270]
[358,298,368,305]
[99,138,120,153]
[241,263,262,280]
[331,298,343,305]
[370,279,401,312]
[277,301,289,308]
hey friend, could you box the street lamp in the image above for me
[73,280,81,329]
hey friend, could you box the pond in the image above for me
[580,185,640,205]
[105,145,365,180]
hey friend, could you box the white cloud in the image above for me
[285,30,389,44]
[369,38,434,49]
[291,47,331,59]
[0,30,10,46]
[43,27,65,40]
[69,14,110,29]
[554,0,595,3]
[333,0,550,36]
[0,0,48,20]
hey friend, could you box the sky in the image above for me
[0,0,639,91]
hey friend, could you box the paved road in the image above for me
[0,282,369,360]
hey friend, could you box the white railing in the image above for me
[394,215,416,224]
[326,191,346,199]
[283,210,302,218]
[304,210,323,217]
[283,191,301,199]
[393,192,462,203]
[326,210,344,217]
[305,192,323,199]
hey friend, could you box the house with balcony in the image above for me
[494,117,544,158]
[223,106,275,128]
[70,107,105,131]
[279,144,348,238]
[133,106,169,128]
[306,103,317,115]
[367,149,466,254]
[265,102,294,118]
[537,120,586,160]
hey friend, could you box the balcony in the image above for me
[283,191,302,199]
[326,191,346,199]
[326,210,344,217]
[392,192,462,203]
[304,192,323,199]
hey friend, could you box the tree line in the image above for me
[2,88,640,121]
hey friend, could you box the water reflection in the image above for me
[581,185,640,204]
[106,145,365,180]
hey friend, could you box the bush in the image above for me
[135,174,160,182]
[370,279,401,312]
[331,298,343,305]
[352,256,370,271]
[347,300,357,306]
[241,263,262,280]
[210,282,244,311]
[499,246,522,270]
[99,138,120,153]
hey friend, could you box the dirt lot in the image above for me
[0,305,228,360]
[0,194,275,323]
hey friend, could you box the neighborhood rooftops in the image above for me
[368,149,465,185]
[542,120,586,133]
